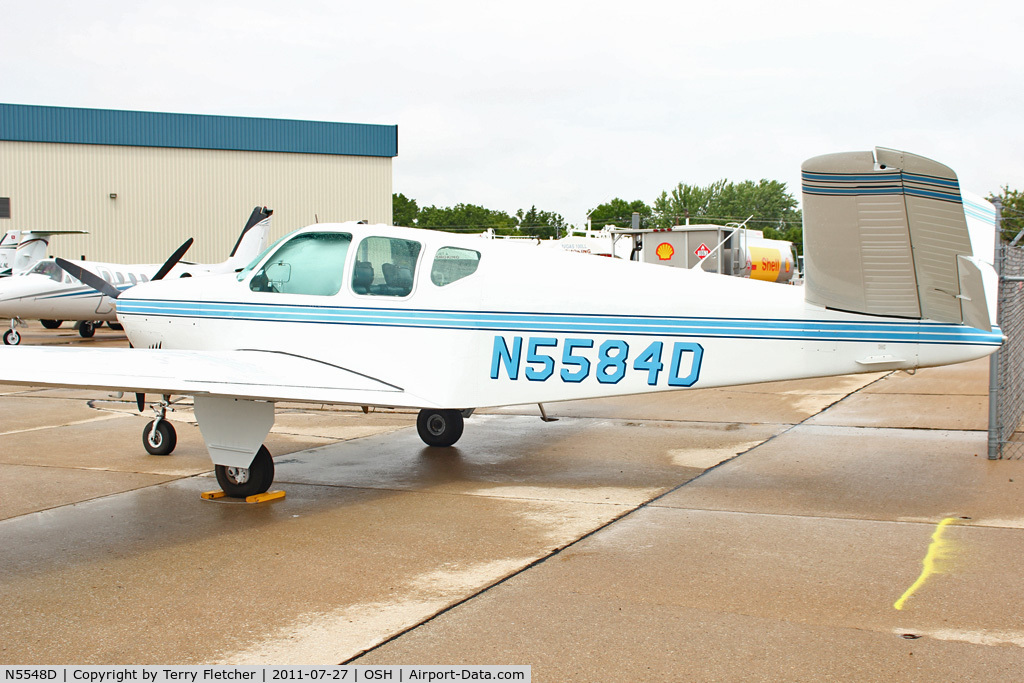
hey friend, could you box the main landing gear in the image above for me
[416,408,466,447]
[76,321,97,338]
[215,445,275,498]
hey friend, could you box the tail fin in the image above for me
[221,207,272,270]
[801,147,996,330]
[0,230,20,275]
[1,230,89,276]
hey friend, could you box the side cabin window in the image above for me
[431,247,481,286]
[352,236,422,297]
[250,232,352,296]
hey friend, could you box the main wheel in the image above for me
[78,321,96,338]
[215,445,274,498]
[416,409,465,447]
[40,319,62,329]
[3,329,20,346]
[142,420,177,456]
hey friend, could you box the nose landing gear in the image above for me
[140,395,178,456]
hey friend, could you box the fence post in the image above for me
[988,197,1003,460]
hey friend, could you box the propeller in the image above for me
[150,237,195,282]
[55,238,193,417]
[55,258,122,299]
[56,238,194,300]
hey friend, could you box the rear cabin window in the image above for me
[250,232,352,296]
[351,236,422,297]
[431,247,481,286]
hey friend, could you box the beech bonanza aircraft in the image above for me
[0,207,272,344]
[0,148,1004,499]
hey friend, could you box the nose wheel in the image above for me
[215,445,275,498]
[140,395,178,456]
[142,419,177,456]
[3,328,20,345]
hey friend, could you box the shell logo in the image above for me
[655,242,675,261]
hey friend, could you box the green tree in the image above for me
[416,203,518,234]
[586,198,653,229]
[991,186,1024,243]
[515,206,569,239]
[652,179,803,253]
[651,181,726,228]
[392,193,419,226]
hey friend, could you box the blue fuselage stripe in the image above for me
[115,299,1003,347]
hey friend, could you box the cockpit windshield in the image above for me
[28,260,64,283]
[249,232,353,296]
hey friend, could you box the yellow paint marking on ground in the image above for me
[894,517,958,611]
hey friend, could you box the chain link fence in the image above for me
[989,242,1024,459]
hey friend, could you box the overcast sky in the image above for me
[5,0,1023,226]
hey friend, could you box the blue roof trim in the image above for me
[0,104,398,158]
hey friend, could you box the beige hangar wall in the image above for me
[0,140,393,265]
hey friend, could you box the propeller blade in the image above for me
[55,258,123,300]
[151,238,194,281]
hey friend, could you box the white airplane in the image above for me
[0,148,1004,500]
[0,229,88,277]
[0,207,272,345]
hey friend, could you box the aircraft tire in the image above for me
[142,420,177,456]
[78,321,96,338]
[40,319,63,329]
[3,329,20,346]
[416,409,465,447]
[108,322,124,331]
[215,445,274,498]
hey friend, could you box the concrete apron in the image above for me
[354,358,1024,679]
[6,356,1020,677]
[0,385,799,664]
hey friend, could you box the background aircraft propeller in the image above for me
[56,238,194,418]
[56,238,194,300]
[54,258,121,299]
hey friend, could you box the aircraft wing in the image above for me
[0,347,437,408]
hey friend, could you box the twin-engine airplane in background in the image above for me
[0,148,1004,499]
[0,207,272,344]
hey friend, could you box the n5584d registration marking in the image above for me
[490,336,703,387]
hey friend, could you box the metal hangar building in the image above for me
[0,103,398,264]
